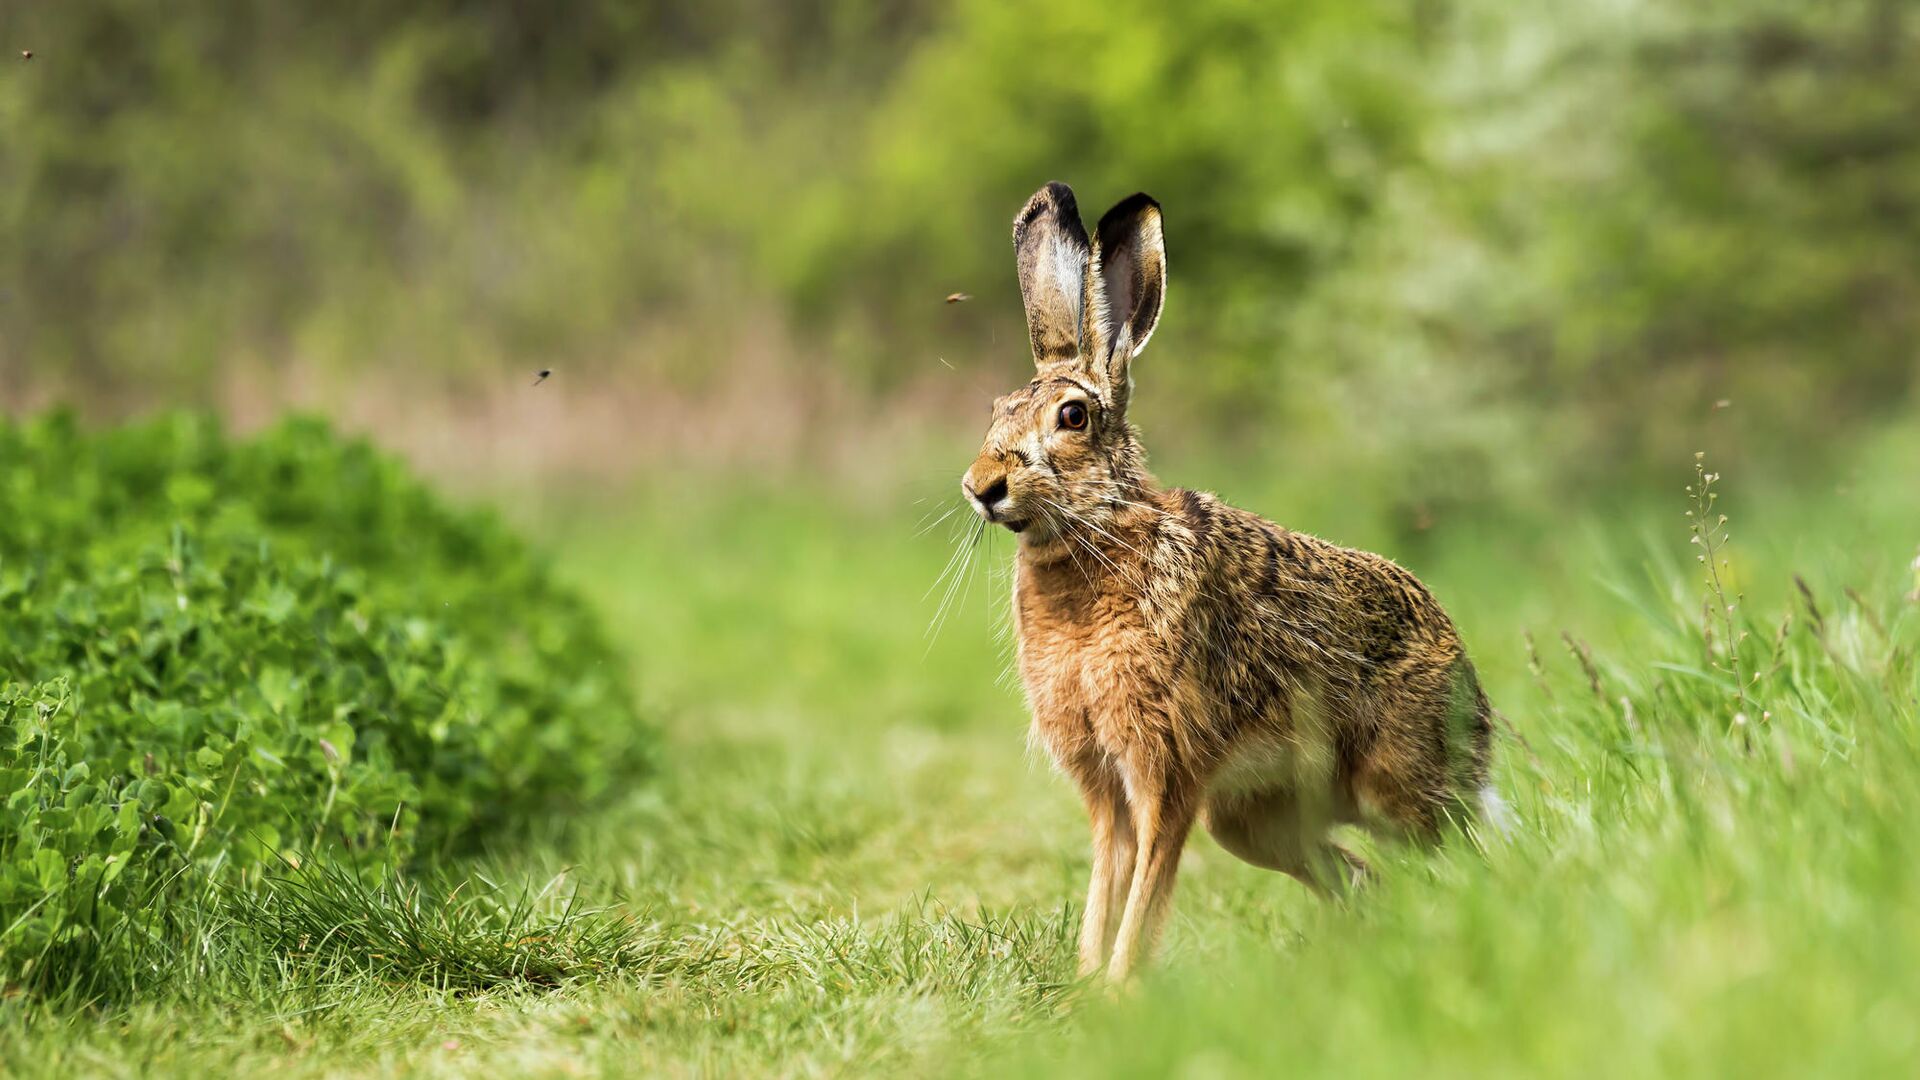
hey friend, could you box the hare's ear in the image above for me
[1094,194,1165,394]
[1013,182,1104,375]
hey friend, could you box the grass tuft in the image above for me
[229,860,641,993]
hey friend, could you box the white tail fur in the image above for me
[1478,785,1515,837]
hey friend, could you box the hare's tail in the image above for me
[1476,784,1515,837]
[1450,660,1509,836]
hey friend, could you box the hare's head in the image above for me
[962,183,1166,542]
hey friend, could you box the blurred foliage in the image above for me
[2,0,1916,494]
[0,412,649,995]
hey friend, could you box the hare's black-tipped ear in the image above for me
[1013,182,1101,375]
[1095,194,1165,392]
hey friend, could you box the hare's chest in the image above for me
[1015,586,1173,764]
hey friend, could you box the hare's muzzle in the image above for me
[961,469,1021,530]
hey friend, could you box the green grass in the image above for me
[4,450,1918,1077]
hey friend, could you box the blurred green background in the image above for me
[5,0,1916,512]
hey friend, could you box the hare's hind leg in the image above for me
[1073,771,1136,977]
[1354,658,1496,840]
[1205,788,1367,896]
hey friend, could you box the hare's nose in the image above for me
[963,472,1010,519]
[973,476,1009,509]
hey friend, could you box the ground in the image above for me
[4,456,1918,1078]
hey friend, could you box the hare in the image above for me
[961,183,1501,981]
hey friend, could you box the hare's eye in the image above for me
[1058,402,1088,431]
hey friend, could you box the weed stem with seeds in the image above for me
[1686,452,1751,746]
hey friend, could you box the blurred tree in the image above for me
[0,0,1914,499]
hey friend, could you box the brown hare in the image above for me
[961,183,1503,981]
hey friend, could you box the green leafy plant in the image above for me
[0,412,652,996]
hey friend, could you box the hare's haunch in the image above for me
[962,183,1499,981]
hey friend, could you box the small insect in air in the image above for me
[20,50,31,60]
[531,368,552,386]
[944,292,971,304]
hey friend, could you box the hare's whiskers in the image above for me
[914,503,962,539]
[926,518,986,646]
[923,515,976,603]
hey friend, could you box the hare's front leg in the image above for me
[1074,774,1135,978]
[1106,767,1199,981]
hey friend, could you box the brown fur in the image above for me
[962,184,1495,981]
